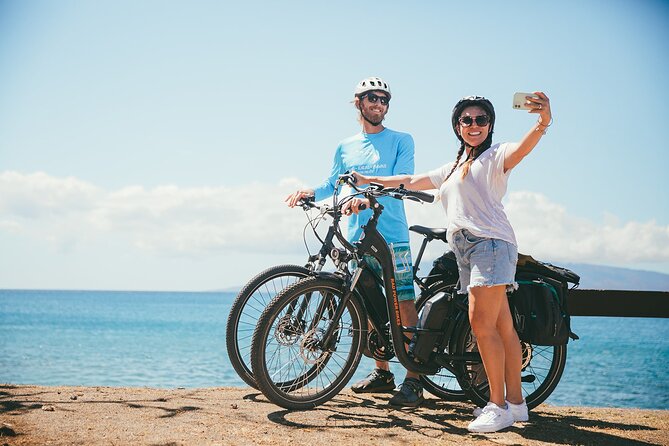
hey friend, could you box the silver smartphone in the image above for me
[512,92,539,110]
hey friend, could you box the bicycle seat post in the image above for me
[412,236,431,291]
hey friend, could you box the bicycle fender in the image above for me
[312,271,345,283]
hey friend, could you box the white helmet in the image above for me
[354,77,391,98]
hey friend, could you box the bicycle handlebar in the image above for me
[337,174,434,205]
[366,182,435,204]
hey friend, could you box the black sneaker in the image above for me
[389,378,424,407]
[350,368,396,393]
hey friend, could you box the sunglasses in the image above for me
[364,92,390,105]
[458,115,490,127]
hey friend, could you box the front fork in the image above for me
[315,266,364,350]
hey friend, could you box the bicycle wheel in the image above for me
[416,281,467,401]
[453,317,567,410]
[226,264,311,388]
[251,276,365,410]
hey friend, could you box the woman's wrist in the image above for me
[535,117,553,135]
[537,117,553,127]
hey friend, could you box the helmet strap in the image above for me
[362,114,383,127]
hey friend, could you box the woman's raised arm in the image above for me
[504,91,553,172]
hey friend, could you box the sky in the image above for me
[1,0,668,291]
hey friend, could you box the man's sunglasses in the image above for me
[458,115,491,127]
[363,92,390,105]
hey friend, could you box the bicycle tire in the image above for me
[251,276,365,410]
[453,316,567,410]
[416,281,467,401]
[225,264,311,388]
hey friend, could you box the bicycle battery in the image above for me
[357,268,389,325]
[410,290,453,363]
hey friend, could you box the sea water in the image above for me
[1,289,667,409]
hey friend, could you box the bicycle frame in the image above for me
[315,192,445,375]
[299,180,481,376]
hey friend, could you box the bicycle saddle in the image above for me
[409,225,447,242]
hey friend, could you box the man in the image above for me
[285,77,423,407]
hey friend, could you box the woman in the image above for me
[345,93,552,433]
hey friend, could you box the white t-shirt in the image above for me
[428,142,517,246]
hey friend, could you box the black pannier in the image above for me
[424,251,459,288]
[409,293,452,363]
[508,274,575,346]
[516,254,580,285]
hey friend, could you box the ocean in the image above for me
[1,289,667,410]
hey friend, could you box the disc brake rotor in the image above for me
[520,341,533,369]
[274,314,302,346]
[300,328,328,364]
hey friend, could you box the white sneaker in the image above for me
[467,402,514,433]
[473,399,529,422]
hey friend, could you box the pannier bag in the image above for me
[516,254,580,285]
[409,289,456,363]
[424,251,459,288]
[508,276,574,346]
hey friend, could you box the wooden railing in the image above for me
[568,289,669,318]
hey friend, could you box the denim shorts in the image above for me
[359,242,416,302]
[450,229,518,294]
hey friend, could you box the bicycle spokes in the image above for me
[260,285,362,397]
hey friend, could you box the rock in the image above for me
[42,405,56,411]
[231,403,238,409]
[70,395,78,400]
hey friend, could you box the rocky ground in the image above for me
[1,385,668,445]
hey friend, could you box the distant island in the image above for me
[219,262,669,294]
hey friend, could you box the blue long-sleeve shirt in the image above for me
[313,128,415,244]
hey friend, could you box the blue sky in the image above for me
[1,0,668,290]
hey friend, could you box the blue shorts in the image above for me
[361,242,416,302]
[450,229,518,295]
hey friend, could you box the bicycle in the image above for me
[226,179,465,398]
[250,177,576,410]
[225,197,340,389]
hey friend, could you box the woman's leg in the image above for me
[496,297,523,404]
[468,284,508,407]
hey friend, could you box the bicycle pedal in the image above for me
[521,374,536,383]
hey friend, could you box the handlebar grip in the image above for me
[297,196,316,208]
[338,173,357,185]
[358,203,367,211]
[405,190,435,203]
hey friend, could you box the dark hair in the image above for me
[444,96,496,181]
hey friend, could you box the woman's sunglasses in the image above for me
[364,92,390,105]
[458,115,490,127]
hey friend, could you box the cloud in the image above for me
[504,191,669,264]
[1,171,668,269]
[402,191,669,269]
[0,171,311,256]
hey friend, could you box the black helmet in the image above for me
[451,95,495,143]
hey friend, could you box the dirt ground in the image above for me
[1,385,668,446]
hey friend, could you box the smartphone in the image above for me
[512,92,539,110]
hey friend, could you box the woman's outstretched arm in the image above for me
[351,171,435,190]
[504,91,553,172]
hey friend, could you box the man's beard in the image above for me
[361,108,385,126]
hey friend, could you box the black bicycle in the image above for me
[226,179,465,398]
[250,178,576,410]
[225,197,339,389]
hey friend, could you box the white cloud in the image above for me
[1,171,668,270]
[406,190,669,269]
[0,171,311,257]
[505,191,669,265]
